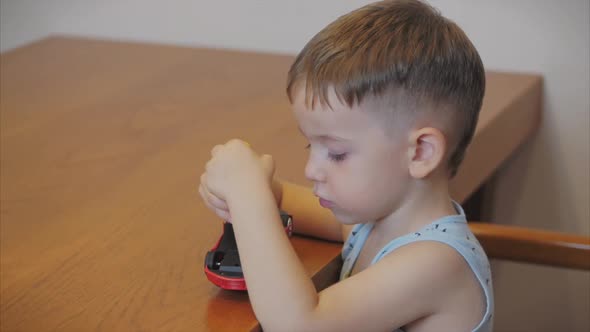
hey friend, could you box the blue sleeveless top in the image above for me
[340,202,494,332]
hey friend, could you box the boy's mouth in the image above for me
[318,197,335,209]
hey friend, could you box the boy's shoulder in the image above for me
[373,239,481,298]
[334,215,492,330]
[376,240,488,329]
[319,240,485,331]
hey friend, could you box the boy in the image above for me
[199,0,493,331]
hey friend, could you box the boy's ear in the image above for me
[407,127,447,179]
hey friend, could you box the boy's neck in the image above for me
[373,176,456,238]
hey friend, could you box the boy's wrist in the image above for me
[271,177,283,207]
[224,173,273,207]
[226,181,277,220]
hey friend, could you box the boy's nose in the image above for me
[304,157,326,183]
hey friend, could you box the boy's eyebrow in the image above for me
[297,126,350,142]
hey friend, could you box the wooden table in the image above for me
[0,37,542,332]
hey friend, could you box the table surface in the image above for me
[0,37,542,332]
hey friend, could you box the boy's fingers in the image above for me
[199,185,230,220]
[199,172,207,187]
[199,171,219,198]
[215,209,231,222]
[198,184,210,206]
[210,145,223,157]
[205,187,229,211]
[199,186,214,209]
[208,201,231,221]
[261,154,275,176]
[198,177,229,210]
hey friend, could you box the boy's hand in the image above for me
[198,139,276,221]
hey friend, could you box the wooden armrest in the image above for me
[468,223,590,270]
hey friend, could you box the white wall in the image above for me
[2,0,589,330]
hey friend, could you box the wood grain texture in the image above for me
[469,223,590,270]
[0,37,541,331]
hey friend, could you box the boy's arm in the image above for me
[274,179,353,242]
[228,185,477,331]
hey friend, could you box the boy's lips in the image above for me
[318,197,335,208]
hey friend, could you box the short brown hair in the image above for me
[286,0,485,177]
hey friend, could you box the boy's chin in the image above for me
[332,210,364,225]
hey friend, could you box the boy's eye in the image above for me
[305,143,347,162]
[328,153,347,162]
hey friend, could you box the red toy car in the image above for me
[204,211,293,290]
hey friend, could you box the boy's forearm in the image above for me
[227,184,319,330]
[277,179,344,242]
[271,177,283,206]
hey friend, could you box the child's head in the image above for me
[287,0,484,223]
